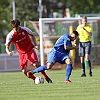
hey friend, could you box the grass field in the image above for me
[0,67,100,100]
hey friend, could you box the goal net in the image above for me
[30,17,100,68]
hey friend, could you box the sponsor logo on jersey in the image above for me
[16,36,26,42]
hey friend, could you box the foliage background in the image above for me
[0,0,100,43]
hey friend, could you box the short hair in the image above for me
[73,31,79,36]
[10,19,20,28]
[82,16,87,20]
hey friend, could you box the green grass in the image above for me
[0,67,100,100]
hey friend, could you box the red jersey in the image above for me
[5,26,35,54]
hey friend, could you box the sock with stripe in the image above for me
[24,71,36,80]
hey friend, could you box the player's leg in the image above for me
[22,69,36,80]
[19,52,36,80]
[65,58,73,83]
[28,50,56,83]
[87,60,92,76]
[79,42,86,77]
[27,64,52,83]
[31,63,53,74]
[85,42,92,76]
[85,54,92,76]
[80,56,86,77]
[26,62,52,82]
[27,49,52,83]
[26,63,52,83]
[25,62,52,83]
[31,49,56,83]
[40,71,52,83]
[36,63,52,82]
[33,50,50,79]
[32,55,50,80]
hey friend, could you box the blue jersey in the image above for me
[53,34,71,54]
[47,34,72,64]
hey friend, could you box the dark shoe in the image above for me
[89,72,92,77]
[46,77,52,83]
[81,74,86,77]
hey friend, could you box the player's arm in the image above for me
[23,27,39,50]
[5,32,14,56]
[64,45,78,50]
[73,36,79,46]
[64,37,78,50]
[6,45,13,56]
[30,34,39,50]
[83,27,92,36]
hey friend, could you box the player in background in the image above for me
[5,19,52,83]
[76,16,93,77]
[27,31,79,83]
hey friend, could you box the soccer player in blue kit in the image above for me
[27,31,79,83]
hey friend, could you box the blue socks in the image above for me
[31,64,72,81]
[31,65,48,74]
[66,64,73,80]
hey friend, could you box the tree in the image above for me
[0,0,100,43]
[60,0,100,16]
[0,0,11,43]
[14,0,39,21]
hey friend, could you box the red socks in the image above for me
[24,71,36,80]
[40,71,48,79]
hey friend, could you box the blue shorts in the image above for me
[79,41,91,56]
[47,49,69,64]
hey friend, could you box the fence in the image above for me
[0,54,20,72]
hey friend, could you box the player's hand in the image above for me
[73,39,76,44]
[74,46,78,49]
[35,46,39,50]
[8,51,13,56]
[81,26,86,31]
[72,40,77,46]
[80,26,85,29]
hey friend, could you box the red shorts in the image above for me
[19,49,38,70]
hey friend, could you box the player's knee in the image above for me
[85,58,89,61]
[22,69,27,76]
[33,62,39,68]
[46,63,53,69]
[65,58,72,64]
[22,69,25,74]
[46,66,51,69]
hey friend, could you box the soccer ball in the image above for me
[35,76,44,84]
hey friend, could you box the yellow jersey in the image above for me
[76,24,92,42]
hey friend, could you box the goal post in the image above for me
[39,17,81,65]
[37,17,100,67]
[39,18,44,65]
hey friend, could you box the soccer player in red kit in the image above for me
[5,19,52,83]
